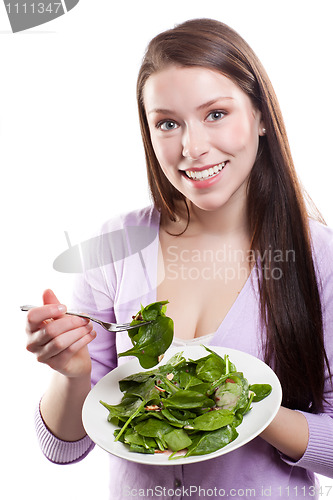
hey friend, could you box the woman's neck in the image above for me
[190,201,248,237]
[162,197,250,241]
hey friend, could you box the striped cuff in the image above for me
[281,411,333,477]
[34,402,94,464]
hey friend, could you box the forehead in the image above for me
[143,65,249,111]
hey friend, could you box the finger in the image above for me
[35,323,94,362]
[27,315,91,351]
[47,332,96,372]
[26,303,67,333]
[41,315,91,345]
[43,289,61,306]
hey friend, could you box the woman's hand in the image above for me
[26,289,96,378]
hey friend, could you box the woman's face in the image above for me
[143,65,264,214]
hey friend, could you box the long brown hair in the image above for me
[136,18,330,412]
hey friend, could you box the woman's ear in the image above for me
[258,116,266,136]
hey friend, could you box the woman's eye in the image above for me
[206,111,225,122]
[158,120,179,131]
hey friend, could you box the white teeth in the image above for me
[184,162,226,181]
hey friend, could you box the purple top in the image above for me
[35,206,333,499]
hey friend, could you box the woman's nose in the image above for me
[182,124,209,160]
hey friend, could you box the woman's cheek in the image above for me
[220,123,253,154]
[231,122,247,146]
[152,136,180,167]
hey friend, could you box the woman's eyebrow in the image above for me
[147,97,234,115]
[196,96,234,111]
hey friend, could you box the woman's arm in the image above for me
[260,406,309,461]
[26,289,96,441]
[40,371,91,441]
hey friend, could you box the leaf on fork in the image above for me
[118,301,174,368]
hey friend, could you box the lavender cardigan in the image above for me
[35,206,333,499]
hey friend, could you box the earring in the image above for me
[262,127,266,135]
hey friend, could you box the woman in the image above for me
[26,19,333,499]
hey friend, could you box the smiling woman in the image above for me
[136,17,330,411]
[24,16,333,500]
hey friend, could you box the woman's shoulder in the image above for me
[100,205,160,233]
[75,206,160,275]
[309,217,333,266]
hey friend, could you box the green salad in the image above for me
[100,346,272,459]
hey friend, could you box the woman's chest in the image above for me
[156,234,252,339]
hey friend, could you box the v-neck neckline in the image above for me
[149,206,256,341]
[209,268,254,344]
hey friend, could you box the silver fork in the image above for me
[20,305,152,333]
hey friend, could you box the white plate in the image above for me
[82,345,282,465]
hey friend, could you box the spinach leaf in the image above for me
[249,384,272,402]
[141,301,168,321]
[195,353,225,382]
[123,428,157,450]
[100,396,144,421]
[120,377,160,403]
[168,408,197,420]
[158,352,187,373]
[119,370,157,389]
[119,316,174,368]
[161,408,193,428]
[128,444,155,454]
[114,399,147,442]
[119,301,174,368]
[134,419,174,448]
[162,390,215,409]
[185,425,239,456]
[188,382,212,394]
[164,429,192,452]
[190,409,235,431]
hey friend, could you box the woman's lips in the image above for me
[180,161,228,190]
[183,161,227,181]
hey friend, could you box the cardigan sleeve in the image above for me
[34,401,95,464]
[280,411,333,477]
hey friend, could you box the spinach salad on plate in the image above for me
[101,318,272,459]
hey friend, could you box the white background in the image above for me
[1,0,332,498]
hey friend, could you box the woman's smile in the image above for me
[182,160,227,184]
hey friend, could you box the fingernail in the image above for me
[57,305,66,312]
